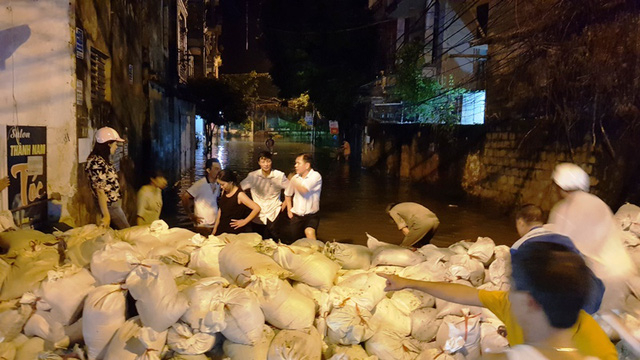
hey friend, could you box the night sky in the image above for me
[219,0,271,74]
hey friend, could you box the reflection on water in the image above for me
[170,138,518,247]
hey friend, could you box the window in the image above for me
[90,48,108,102]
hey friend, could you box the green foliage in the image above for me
[186,78,249,125]
[261,0,378,122]
[392,41,466,124]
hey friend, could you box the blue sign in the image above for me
[75,28,84,59]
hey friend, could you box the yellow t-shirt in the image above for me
[478,290,618,360]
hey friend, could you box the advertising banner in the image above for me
[6,126,47,227]
[329,120,339,135]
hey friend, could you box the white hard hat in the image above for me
[95,127,125,143]
[552,163,590,192]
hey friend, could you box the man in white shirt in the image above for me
[240,151,289,239]
[136,170,168,225]
[284,153,322,241]
[181,158,221,234]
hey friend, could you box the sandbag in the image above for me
[104,316,168,360]
[292,282,332,316]
[0,257,10,290]
[14,336,46,360]
[181,277,230,333]
[125,260,189,332]
[0,300,30,342]
[368,234,424,267]
[324,344,375,360]
[187,238,226,277]
[412,308,441,342]
[400,256,447,282]
[272,245,339,290]
[216,232,263,247]
[83,284,127,360]
[0,341,16,360]
[0,229,56,256]
[246,276,315,330]
[435,313,481,359]
[90,242,143,285]
[365,329,421,360]
[39,265,96,325]
[267,326,322,360]
[219,240,290,286]
[435,292,483,319]
[416,348,466,360]
[330,271,387,311]
[326,304,376,345]
[446,254,485,286]
[291,238,325,251]
[467,237,495,266]
[404,288,436,309]
[1,246,59,300]
[167,323,216,355]
[324,242,371,270]
[480,319,509,354]
[23,310,68,348]
[371,298,412,336]
[62,225,116,268]
[615,203,640,236]
[223,325,275,360]
[220,287,266,345]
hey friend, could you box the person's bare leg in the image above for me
[304,227,317,240]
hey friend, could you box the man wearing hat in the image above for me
[84,127,129,229]
[549,162,635,310]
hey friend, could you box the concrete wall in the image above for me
[0,1,77,220]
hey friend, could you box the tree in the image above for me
[392,41,466,124]
[186,78,249,125]
[261,0,378,124]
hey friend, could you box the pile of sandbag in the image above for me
[0,220,514,360]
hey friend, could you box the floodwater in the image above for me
[167,138,519,247]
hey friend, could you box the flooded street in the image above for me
[167,138,518,247]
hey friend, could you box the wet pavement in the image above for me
[165,138,519,247]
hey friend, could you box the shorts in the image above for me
[289,212,320,241]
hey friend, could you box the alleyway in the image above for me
[165,138,518,247]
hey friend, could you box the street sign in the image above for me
[329,120,339,135]
[75,28,84,59]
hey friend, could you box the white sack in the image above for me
[324,242,372,270]
[0,341,16,360]
[330,272,387,311]
[83,284,127,360]
[368,234,425,267]
[187,240,226,277]
[435,295,482,319]
[615,203,640,235]
[324,344,375,360]
[291,238,325,251]
[411,308,441,342]
[167,323,216,355]
[400,256,447,282]
[0,246,59,301]
[480,319,509,354]
[216,232,263,246]
[416,348,465,360]
[364,329,421,360]
[371,298,412,336]
[467,237,495,266]
[246,276,315,330]
[40,265,95,325]
[62,225,116,268]
[326,304,377,345]
[223,325,275,360]
[23,310,68,348]
[104,316,168,360]
[435,313,481,359]
[14,337,46,360]
[90,242,143,285]
[181,277,230,333]
[125,260,189,332]
[220,287,265,345]
[267,326,322,360]
[219,240,290,286]
[446,254,485,286]
[0,301,30,343]
[272,245,339,290]
[404,288,436,309]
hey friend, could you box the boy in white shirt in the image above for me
[136,170,168,225]
[240,151,289,239]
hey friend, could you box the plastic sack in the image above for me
[180,277,230,333]
[219,240,290,286]
[330,271,387,311]
[446,254,485,286]
[23,310,68,348]
[467,237,495,265]
[0,246,59,301]
[324,344,376,360]
[187,238,226,277]
[104,316,168,360]
[83,284,127,360]
[125,260,189,332]
[324,242,372,270]
[326,304,377,345]
[412,308,441,342]
[480,319,509,354]
[435,312,481,359]
[267,326,322,360]
[246,276,315,330]
[40,265,96,325]
[90,242,143,285]
[365,329,421,360]
[167,323,216,355]
[0,300,30,343]
[371,298,412,336]
[220,287,266,345]
[223,324,275,360]
[368,234,424,267]
[272,245,339,290]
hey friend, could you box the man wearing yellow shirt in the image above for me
[378,240,617,360]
